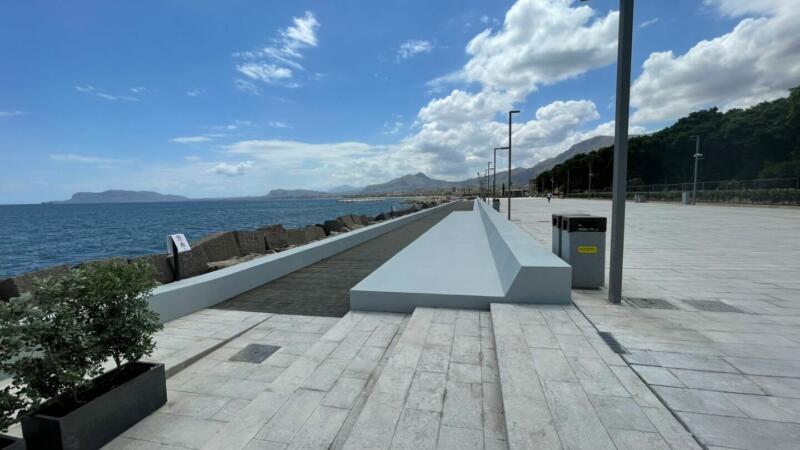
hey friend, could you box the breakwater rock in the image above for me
[0,200,447,300]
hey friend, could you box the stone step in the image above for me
[200,310,406,450]
[343,307,508,450]
[490,303,700,450]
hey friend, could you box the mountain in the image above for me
[263,189,333,199]
[360,172,456,194]
[51,190,190,204]
[453,135,614,191]
[534,86,800,190]
[327,185,363,194]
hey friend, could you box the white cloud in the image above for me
[235,11,320,88]
[267,121,290,128]
[457,0,618,95]
[186,89,205,97]
[397,40,434,60]
[630,3,800,124]
[383,121,404,135]
[171,136,212,144]
[129,86,149,94]
[639,18,659,28]
[75,85,140,102]
[210,161,254,177]
[50,154,131,164]
[0,110,26,117]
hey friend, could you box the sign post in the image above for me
[167,234,191,281]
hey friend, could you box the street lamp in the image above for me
[582,0,634,304]
[487,162,493,202]
[477,171,483,199]
[588,164,593,197]
[494,146,509,198]
[692,136,702,205]
[507,110,520,220]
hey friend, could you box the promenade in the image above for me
[93,198,800,449]
[503,198,800,449]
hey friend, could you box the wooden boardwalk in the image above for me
[212,201,472,317]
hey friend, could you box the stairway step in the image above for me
[201,311,405,450]
[343,307,508,450]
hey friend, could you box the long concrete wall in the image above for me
[148,201,457,323]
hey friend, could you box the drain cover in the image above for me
[683,300,746,313]
[625,297,678,310]
[229,344,281,364]
[597,331,628,355]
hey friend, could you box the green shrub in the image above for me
[0,260,162,420]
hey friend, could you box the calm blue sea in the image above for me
[0,198,403,278]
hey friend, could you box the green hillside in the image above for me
[534,87,800,192]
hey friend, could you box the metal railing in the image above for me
[550,177,800,195]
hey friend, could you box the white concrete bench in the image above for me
[350,200,571,312]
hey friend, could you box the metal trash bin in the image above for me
[492,198,501,212]
[561,216,606,288]
[552,213,589,258]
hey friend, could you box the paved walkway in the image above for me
[503,198,800,449]
[212,201,472,317]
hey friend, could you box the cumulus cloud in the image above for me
[397,40,434,60]
[0,110,26,117]
[631,1,800,124]
[210,161,254,177]
[235,11,320,88]
[456,0,618,95]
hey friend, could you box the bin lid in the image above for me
[553,213,589,227]
[562,216,607,232]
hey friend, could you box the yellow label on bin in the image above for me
[577,245,598,254]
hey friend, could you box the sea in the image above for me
[0,198,405,278]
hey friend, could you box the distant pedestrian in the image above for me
[547,192,552,203]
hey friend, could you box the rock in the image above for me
[323,219,349,234]
[74,256,128,269]
[304,225,326,241]
[0,264,71,301]
[128,254,174,284]
[338,215,358,229]
[355,215,371,226]
[375,213,388,221]
[234,230,267,255]
[206,253,263,271]
[259,224,288,250]
[286,228,310,246]
[171,247,210,279]
[192,231,240,262]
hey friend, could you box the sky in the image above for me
[1,0,799,204]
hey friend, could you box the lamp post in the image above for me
[588,165,593,197]
[487,162,493,202]
[477,171,483,199]
[494,146,509,198]
[692,136,702,205]
[582,0,634,304]
[507,110,520,219]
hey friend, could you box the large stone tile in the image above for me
[589,395,656,432]
[436,426,483,450]
[725,392,800,423]
[542,381,615,450]
[406,371,447,412]
[441,381,482,429]
[652,386,746,417]
[670,368,764,394]
[678,411,800,450]
[389,409,440,450]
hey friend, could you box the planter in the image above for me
[21,362,166,450]
[0,435,24,450]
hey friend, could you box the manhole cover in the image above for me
[597,331,628,355]
[625,297,678,310]
[229,344,281,364]
[683,300,746,313]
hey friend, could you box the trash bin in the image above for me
[552,213,588,257]
[561,216,606,288]
[635,194,647,203]
[681,192,690,205]
[492,198,501,212]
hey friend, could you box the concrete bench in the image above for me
[350,199,571,312]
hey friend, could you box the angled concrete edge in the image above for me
[148,201,459,323]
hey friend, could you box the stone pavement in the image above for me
[502,198,800,449]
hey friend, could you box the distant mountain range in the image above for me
[49,135,613,203]
[49,190,190,204]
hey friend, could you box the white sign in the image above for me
[168,234,191,254]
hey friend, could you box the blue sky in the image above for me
[1,0,797,204]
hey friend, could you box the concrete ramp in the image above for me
[350,200,571,312]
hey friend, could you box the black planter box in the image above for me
[0,435,24,450]
[21,362,166,450]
